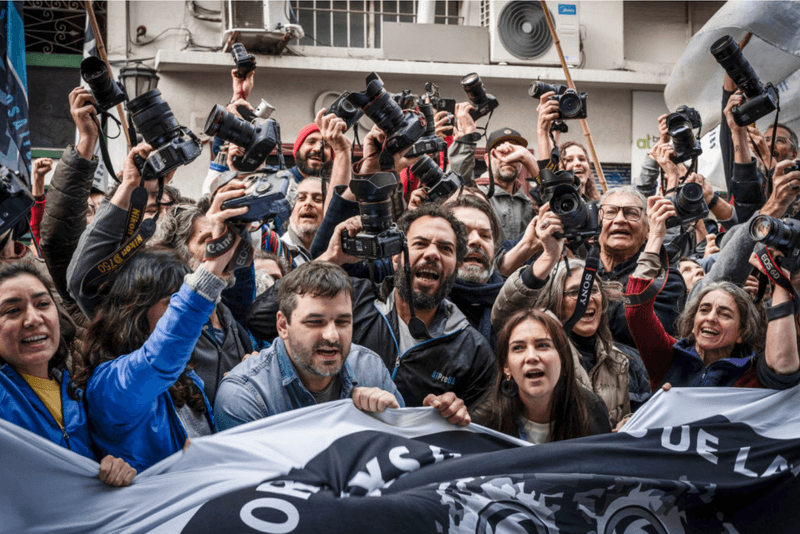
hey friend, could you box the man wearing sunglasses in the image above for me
[597,186,686,348]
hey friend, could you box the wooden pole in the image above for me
[539,0,607,192]
[84,0,132,149]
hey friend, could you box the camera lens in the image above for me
[128,89,182,146]
[675,182,704,212]
[81,56,126,111]
[528,81,560,99]
[410,155,442,186]
[748,214,798,248]
[559,92,583,118]
[203,104,256,148]
[710,35,762,99]
[460,73,486,103]
[349,172,397,234]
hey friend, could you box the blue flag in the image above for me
[0,0,31,186]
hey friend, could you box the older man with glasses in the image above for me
[596,186,687,347]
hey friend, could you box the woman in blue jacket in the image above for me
[71,185,246,472]
[0,262,135,486]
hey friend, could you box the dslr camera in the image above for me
[204,104,280,172]
[409,155,462,202]
[667,106,703,164]
[81,56,127,112]
[424,81,456,129]
[220,172,291,224]
[326,92,364,131]
[128,89,202,181]
[406,101,447,158]
[665,182,708,229]
[231,43,256,79]
[529,82,588,121]
[749,215,800,272]
[460,73,499,120]
[711,35,778,126]
[341,172,405,260]
[346,73,425,155]
[786,160,800,173]
[538,169,599,241]
[0,165,34,237]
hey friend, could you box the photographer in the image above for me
[596,186,686,347]
[249,203,496,409]
[38,87,102,319]
[67,144,255,405]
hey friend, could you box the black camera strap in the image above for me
[79,169,163,297]
[562,241,600,336]
[204,223,254,272]
[401,244,430,340]
[91,112,122,183]
[754,244,800,319]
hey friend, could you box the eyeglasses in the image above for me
[598,205,643,221]
[564,284,602,300]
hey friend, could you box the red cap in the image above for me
[293,123,320,159]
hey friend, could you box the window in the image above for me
[290,1,461,48]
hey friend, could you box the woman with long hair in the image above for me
[492,206,651,427]
[71,186,245,472]
[472,309,611,444]
[0,262,135,486]
[626,196,799,390]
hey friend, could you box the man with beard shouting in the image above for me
[279,177,324,266]
[248,204,495,408]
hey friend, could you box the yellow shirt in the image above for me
[20,373,64,428]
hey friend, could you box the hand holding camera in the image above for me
[760,159,800,217]
[535,91,560,134]
[318,215,364,266]
[316,108,351,155]
[69,87,100,159]
[453,102,477,141]
[433,110,453,139]
[645,196,678,253]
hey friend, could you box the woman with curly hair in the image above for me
[71,186,246,472]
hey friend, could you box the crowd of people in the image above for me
[2,49,800,487]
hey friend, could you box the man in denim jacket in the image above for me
[214,262,404,431]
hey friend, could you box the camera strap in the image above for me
[401,244,430,340]
[562,241,600,336]
[754,244,800,316]
[79,171,163,297]
[204,223,254,272]
[91,112,122,182]
[619,246,671,307]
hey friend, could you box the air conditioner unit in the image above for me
[221,0,296,49]
[481,0,581,66]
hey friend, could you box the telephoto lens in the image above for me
[710,36,762,99]
[204,104,257,148]
[460,73,499,120]
[80,56,126,111]
[409,155,462,202]
[528,81,565,99]
[749,215,798,248]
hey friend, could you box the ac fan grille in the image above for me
[497,1,553,60]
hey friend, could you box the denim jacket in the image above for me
[214,337,404,431]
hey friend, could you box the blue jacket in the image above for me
[0,366,94,460]
[214,337,403,431]
[86,284,214,473]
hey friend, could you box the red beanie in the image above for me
[293,123,320,159]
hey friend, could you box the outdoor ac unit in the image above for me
[221,0,295,49]
[482,0,581,66]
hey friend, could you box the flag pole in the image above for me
[539,0,607,193]
[84,0,132,149]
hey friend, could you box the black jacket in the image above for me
[248,277,496,408]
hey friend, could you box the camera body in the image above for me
[341,172,406,260]
[784,160,800,174]
[0,165,34,237]
[749,215,800,272]
[460,73,499,120]
[81,56,127,112]
[406,102,447,158]
[204,104,280,172]
[711,35,778,127]
[231,43,256,79]
[528,82,588,120]
[409,155,462,202]
[538,169,598,241]
[221,172,291,224]
[667,106,703,164]
[128,89,202,180]
[346,73,425,155]
[665,182,709,228]
[326,91,364,131]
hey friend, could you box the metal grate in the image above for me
[23,0,107,55]
[290,0,461,48]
